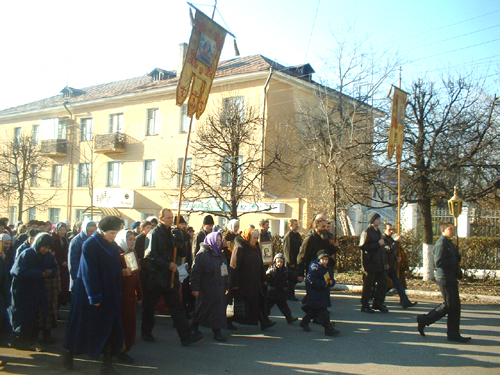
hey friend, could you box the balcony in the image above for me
[40,139,67,156]
[94,133,126,154]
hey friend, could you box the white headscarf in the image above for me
[81,217,96,237]
[227,219,239,233]
[115,229,133,253]
[0,233,12,242]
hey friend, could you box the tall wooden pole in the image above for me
[397,67,402,236]
[171,115,194,287]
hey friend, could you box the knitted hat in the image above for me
[174,216,186,225]
[203,215,214,225]
[33,233,52,252]
[98,216,122,232]
[317,249,329,260]
[273,253,285,262]
[369,213,381,224]
[131,221,141,230]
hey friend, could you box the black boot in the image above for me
[43,330,57,344]
[62,349,73,370]
[100,354,121,375]
[213,329,227,342]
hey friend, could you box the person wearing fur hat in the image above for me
[192,215,214,256]
[265,253,302,323]
[299,250,340,336]
[190,231,230,342]
[62,216,124,374]
[10,233,57,352]
[359,212,388,313]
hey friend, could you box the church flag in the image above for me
[387,86,407,163]
[176,10,227,119]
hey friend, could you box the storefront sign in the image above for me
[173,199,285,214]
[93,189,135,208]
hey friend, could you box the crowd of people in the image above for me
[0,210,470,373]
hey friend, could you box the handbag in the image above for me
[226,301,234,318]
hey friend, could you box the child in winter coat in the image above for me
[300,250,340,336]
[266,253,302,323]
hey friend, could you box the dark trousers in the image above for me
[287,280,297,299]
[182,276,195,315]
[419,282,461,337]
[267,298,292,319]
[361,270,387,307]
[141,286,192,340]
[302,307,331,328]
[386,268,410,305]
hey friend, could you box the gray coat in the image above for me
[434,235,460,286]
[190,244,229,329]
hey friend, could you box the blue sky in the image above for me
[1,0,499,110]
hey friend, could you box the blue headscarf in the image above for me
[204,231,222,253]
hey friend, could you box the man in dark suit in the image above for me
[417,222,471,342]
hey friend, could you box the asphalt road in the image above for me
[0,291,498,375]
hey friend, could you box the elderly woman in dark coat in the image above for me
[230,228,275,330]
[62,216,124,375]
[115,229,143,364]
[191,231,229,342]
[10,233,57,352]
[51,222,71,309]
[0,249,12,351]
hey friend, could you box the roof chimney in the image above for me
[177,43,188,77]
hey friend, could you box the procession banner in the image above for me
[387,86,408,163]
[176,10,227,119]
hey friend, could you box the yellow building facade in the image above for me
[0,52,369,233]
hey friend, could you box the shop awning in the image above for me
[83,207,121,217]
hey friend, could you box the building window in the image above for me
[77,163,90,186]
[221,156,243,186]
[14,127,22,146]
[49,208,60,223]
[80,118,93,141]
[32,125,40,145]
[180,105,189,133]
[146,109,160,136]
[41,118,66,140]
[109,113,124,133]
[51,165,63,187]
[75,209,85,222]
[28,207,36,221]
[107,162,121,187]
[9,206,17,223]
[30,165,38,187]
[143,160,156,186]
[177,157,192,187]
[223,96,245,123]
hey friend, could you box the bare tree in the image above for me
[0,132,57,221]
[285,26,403,231]
[165,97,285,220]
[371,73,500,279]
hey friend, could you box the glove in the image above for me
[172,228,183,248]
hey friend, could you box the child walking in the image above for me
[266,253,302,323]
[300,250,340,336]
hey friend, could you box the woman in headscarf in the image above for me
[190,231,230,342]
[68,218,97,292]
[222,219,239,264]
[0,234,14,276]
[62,216,124,374]
[68,222,81,242]
[10,233,57,352]
[50,223,69,327]
[230,228,276,330]
[114,229,143,364]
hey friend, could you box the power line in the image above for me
[379,8,500,46]
[413,37,500,62]
[303,0,321,63]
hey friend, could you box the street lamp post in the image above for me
[448,186,463,248]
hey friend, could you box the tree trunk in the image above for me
[419,198,434,281]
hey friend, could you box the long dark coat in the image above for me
[359,225,386,272]
[0,257,11,344]
[305,260,333,309]
[63,232,124,360]
[190,244,229,329]
[52,233,70,303]
[230,236,266,325]
[10,246,57,339]
[297,229,338,275]
[120,255,143,350]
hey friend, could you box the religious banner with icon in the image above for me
[176,9,227,119]
[387,86,408,163]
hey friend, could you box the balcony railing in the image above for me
[94,132,126,154]
[40,139,67,156]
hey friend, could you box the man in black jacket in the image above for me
[282,219,302,300]
[382,223,417,309]
[417,222,471,342]
[192,215,214,256]
[141,208,203,346]
[359,213,388,313]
